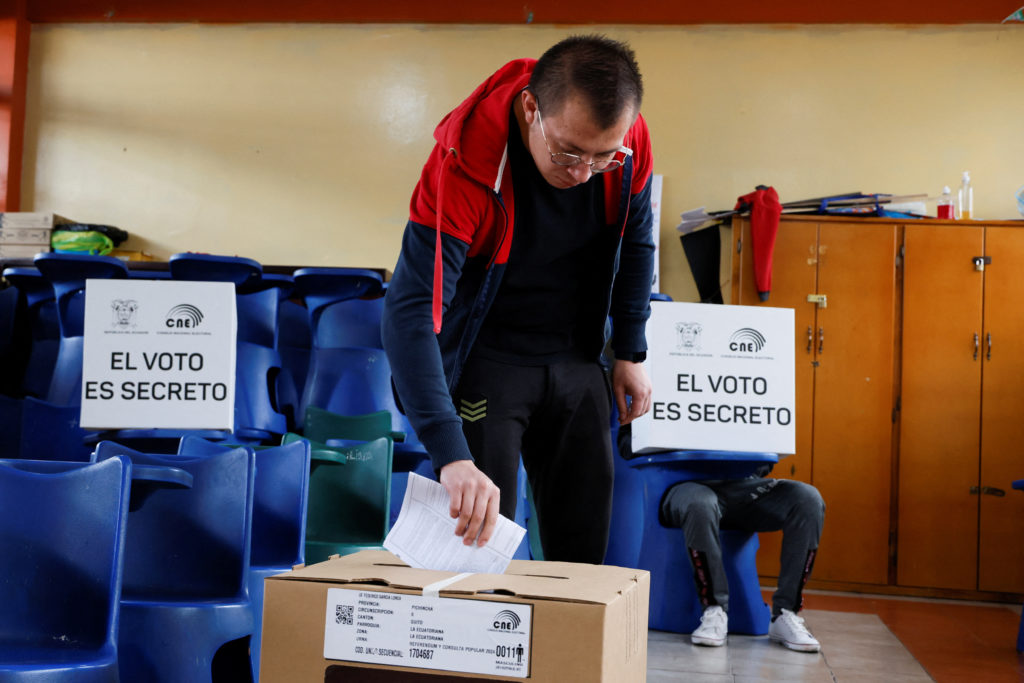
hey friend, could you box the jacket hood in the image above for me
[433,58,534,189]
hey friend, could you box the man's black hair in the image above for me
[529,34,643,130]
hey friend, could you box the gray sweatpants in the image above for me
[660,477,825,615]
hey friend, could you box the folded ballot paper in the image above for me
[384,472,526,574]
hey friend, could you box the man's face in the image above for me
[522,90,634,190]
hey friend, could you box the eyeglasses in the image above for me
[534,103,632,174]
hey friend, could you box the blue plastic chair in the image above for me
[18,396,94,461]
[292,267,383,338]
[0,283,21,394]
[177,435,311,680]
[275,297,311,431]
[299,347,430,469]
[293,269,435,515]
[0,395,21,457]
[314,294,385,349]
[169,253,286,441]
[605,423,777,636]
[7,267,96,460]
[24,254,124,458]
[0,456,132,682]
[2,267,60,400]
[168,252,263,291]
[242,272,293,350]
[92,440,257,683]
[292,267,383,418]
[33,252,128,406]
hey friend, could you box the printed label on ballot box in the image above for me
[324,588,532,677]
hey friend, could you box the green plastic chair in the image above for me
[281,432,393,564]
[302,404,404,444]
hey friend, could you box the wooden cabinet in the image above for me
[731,216,899,586]
[730,215,1024,595]
[898,223,1024,593]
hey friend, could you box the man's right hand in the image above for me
[439,460,500,548]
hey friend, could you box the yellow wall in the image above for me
[22,24,1024,301]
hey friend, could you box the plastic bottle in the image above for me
[937,186,954,219]
[958,171,973,220]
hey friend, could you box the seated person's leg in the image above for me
[772,480,825,616]
[661,481,733,646]
[660,481,730,613]
[713,477,824,652]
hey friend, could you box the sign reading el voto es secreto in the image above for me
[79,279,237,430]
[630,301,795,454]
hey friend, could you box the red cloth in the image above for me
[735,187,782,301]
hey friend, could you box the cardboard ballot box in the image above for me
[260,550,649,682]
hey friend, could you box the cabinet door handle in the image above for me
[969,486,980,495]
[806,326,813,354]
[818,327,824,354]
[987,332,992,361]
[981,486,1006,497]
[974,333,979,361]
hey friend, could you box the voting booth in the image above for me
[80,279,237,430]
[631,301,795,454]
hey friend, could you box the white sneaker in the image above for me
[769,608,821,652]
[691,605,728,647]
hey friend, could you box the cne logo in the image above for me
[729,328,766,353]
[492,610,521,631]
[165,303,204,329]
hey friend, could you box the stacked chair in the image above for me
[1,267,60,401]
[0,456,132,681]
[283,425,393,564]
[179,435,312,679]
[291,268,434,520]
[289,268,532,559]
[4,253,129,461]
[92,438,258,682]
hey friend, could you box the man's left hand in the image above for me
[612,359,652,425]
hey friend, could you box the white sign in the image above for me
[324,588,532,677]
[80,279,237,430]
[632,301,795,454]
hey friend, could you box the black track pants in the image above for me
[455,353,614,563]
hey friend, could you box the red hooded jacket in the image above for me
[382,58,655,470]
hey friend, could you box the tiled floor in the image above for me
[646,590,1024,682]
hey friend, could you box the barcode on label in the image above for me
[335,604,354,625]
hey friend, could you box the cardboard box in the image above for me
[260,550,649,682]
[0,213,68,258]
[0,226,52,244]
[0,212,71,228]
[0,243,48,258]
[630,301,796,454]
